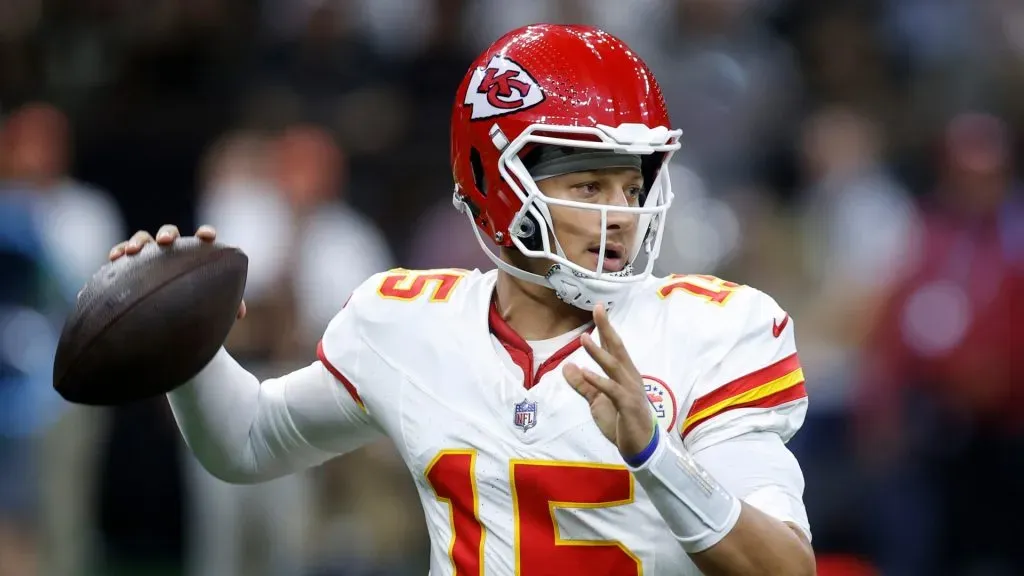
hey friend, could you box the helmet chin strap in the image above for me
[543,262,635,311]
[461,204,633,311]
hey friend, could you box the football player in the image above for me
[112,24,814,575]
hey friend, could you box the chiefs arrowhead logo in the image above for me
[464,55,545,120]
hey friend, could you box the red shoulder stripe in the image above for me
[316,340,367,413]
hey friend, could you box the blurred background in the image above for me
[0,0,1022,575]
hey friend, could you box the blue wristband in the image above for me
[625,420,661,468]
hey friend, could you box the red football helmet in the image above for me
[451,24,681,310]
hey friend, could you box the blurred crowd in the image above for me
[0,0,1022,575]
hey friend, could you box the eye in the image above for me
[573,182,601,197]
[626,185,643,202]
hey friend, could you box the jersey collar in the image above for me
[488,299,593,390]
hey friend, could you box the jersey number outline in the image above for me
[426,451,641,576]
[377,268,467,302]
[658,274,741,306]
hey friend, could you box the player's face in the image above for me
[535,167,643,274]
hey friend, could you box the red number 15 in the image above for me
[425,450,642,576]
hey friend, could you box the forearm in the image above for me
[168,347,377,483]
[628,429,814,576]
[690,504,813,576]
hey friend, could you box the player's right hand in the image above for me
[108,224,247,320]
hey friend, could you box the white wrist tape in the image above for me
[628,433,742,553]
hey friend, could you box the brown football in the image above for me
[53,238,248,405]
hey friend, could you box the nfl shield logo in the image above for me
[513,399,538,432]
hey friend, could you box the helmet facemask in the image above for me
[459,122,681,310]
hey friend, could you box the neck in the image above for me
[493,270,592,341]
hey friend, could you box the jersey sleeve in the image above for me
[679,287,808,453]
[692,431,811,540]
[169,274,402,484]
[169,347,384,484]
[677,287,811,536]
[316,272,403,421]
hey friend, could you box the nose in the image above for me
[604,187,638,231]
[606,185,633,208]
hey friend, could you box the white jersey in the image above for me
[316,268,809,576]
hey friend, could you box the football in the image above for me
[53,238,248,406]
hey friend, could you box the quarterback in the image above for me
[112,25,814,575]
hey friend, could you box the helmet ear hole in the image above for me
[519,212,544,251]
[470,147,487,196]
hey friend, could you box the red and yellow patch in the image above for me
[681,353,805,438]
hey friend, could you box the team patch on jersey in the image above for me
[464,55,545,120]
[643,376,678,432]
[513,399,538,432]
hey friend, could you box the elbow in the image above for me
[200,462,266,485]
[789,555,817,576]
[744,550,815,576]
[183,442,270,485]
[187,453,264,485]
[785,530,817,576]
[751,524,816,576]
[756,549,815,576]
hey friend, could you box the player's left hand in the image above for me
[563,303,655,461]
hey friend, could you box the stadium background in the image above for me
[0,0,1022,575]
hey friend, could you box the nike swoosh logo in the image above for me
[772,314,790,338]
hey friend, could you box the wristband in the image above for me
[624,416,661,468]
[628,434,742,553]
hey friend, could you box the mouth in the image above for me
[587,243,626,272]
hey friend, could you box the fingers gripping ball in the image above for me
[53,238,248,405]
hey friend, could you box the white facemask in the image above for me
[459,122,681,311]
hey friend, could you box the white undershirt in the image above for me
[491,322,593,376]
